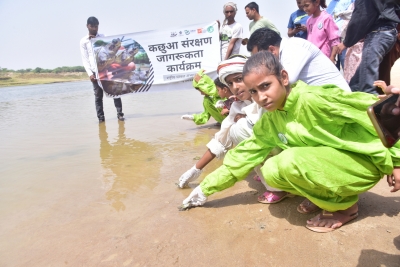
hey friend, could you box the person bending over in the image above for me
[247,28,350,91]
[182,51,400,233]
[178,56,255,187]
[181,70,226,125]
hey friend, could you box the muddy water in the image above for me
[1,80,399,266]
[0,81,224,265]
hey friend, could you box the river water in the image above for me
[1,77,399,266]
[0,81,223,265]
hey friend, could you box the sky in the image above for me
[0,0,300,70]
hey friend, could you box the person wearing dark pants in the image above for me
[80,16,124,122]
[337,0,399,95]
[92,81,123,122]
[347,27,397,95]
[378,24,400,91]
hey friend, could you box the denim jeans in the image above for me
[336,48,347,70]
[349,27,397,95]
[92,81,123,119]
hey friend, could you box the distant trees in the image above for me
[0,66,86,73]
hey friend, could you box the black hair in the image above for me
[245,2,259,13]
[214,77,228,89]
[310,0,327,8]
[87,16,99,25]
[228,54,248,60]
[243,51,283,81]
[247,28,282,52]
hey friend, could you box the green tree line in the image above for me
[0,66,86,74]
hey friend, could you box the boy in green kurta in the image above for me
[181,70,227,125]
[182,51,400,233]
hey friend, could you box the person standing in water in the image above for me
[80,16,124,123]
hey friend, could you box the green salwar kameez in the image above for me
[192,71,226,125]
[200,81,400,211]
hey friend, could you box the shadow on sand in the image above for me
[201,180,400,228]
[356,235,400,266]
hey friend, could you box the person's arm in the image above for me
[287,15,296,37]
[224,24,243,59]
[80,39,95,79]
[200,124,274,196]
[343,0,379,47]
[288,27,301,37]
[196,149,216,169]
[178,103,248,188]
[325,16,340,62]
[192,98,212,125]
[330,46,339,63]
[224,38,239,59]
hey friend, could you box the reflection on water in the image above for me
[0,81,222,265]
[99,121,160,211]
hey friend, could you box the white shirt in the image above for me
[220,22,243,61]
[279,37,351,91]
[80,33,105,77]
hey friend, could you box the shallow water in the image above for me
[1,80,399,266]
[0,81,223,264]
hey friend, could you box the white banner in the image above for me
[91,21,220,97]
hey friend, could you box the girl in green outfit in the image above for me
[181,70,227,125]
[182,51,400,233]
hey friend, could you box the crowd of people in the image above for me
[178,0,400,233]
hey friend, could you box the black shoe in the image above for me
[99,116,105,123]
[117,115,124,121]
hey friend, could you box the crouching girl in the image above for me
[181,70,227,125]
[182,51,400,233]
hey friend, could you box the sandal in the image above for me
[297,198,321,214]
[257,191,295,204]
[306,210,359,233]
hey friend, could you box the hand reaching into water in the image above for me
[177,165,202,188]
[180,186,207,210]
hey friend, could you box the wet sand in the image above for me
[0,78,399,266]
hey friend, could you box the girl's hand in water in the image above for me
[388,167,400,192]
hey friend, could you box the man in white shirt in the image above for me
[79,16,124,123]
[247,28,351,91]
[219,2,243,61]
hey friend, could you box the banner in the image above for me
[91,21,220,97]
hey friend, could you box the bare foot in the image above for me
[306,203,359,233]
[297,198,321,214]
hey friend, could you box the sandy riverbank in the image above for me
[0,72,87,87]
